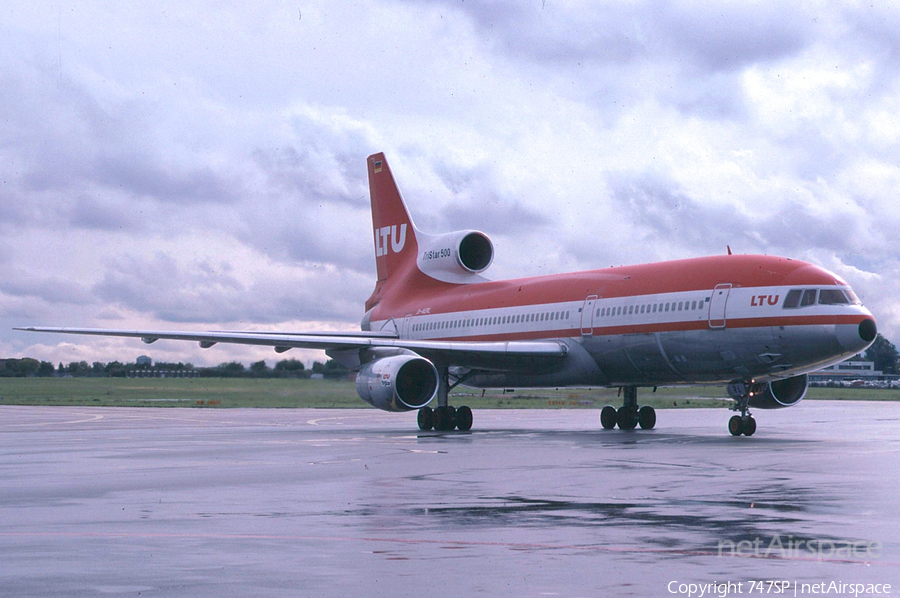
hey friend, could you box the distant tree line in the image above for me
[865,334,899,375]
[3,333,897,379]
[0,358,351,379]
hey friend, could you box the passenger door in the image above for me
[708,284,732,329]
[581,295,598,336]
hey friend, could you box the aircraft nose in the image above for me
[837,318,877,353]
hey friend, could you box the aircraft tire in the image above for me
[433,406,449,431]
[446,406,458,430]
[617,406,637,430]
[743,416,756,436]
[600,406,617,430]
[728,415,743,436]
[638,406,656,429]
[456,406,473,431]
[417,407,434,431]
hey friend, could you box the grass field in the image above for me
[0,377,897,409]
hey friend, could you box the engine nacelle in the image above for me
[744,374,809,409]
[416,229,494,283]
[355,355,438,412]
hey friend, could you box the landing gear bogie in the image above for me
[421,404,471,432]
[419,367,474,432]
[600,387,656,431]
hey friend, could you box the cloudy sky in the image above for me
[3,0,899,367]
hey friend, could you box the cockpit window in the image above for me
[783,290,802,308]
[819,289,850,305]
[800,289,817,307]
[784,287,861,308]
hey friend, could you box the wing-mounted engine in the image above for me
[355,355,438,412]
[416,229,494,284]
[734,374,808,409]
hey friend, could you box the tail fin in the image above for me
[367,153,419,283]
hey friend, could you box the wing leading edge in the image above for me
[14,327,568,372]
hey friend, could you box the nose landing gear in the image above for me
[600,387,656,430]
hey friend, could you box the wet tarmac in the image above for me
[1,402,898,597]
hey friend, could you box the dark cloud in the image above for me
[0,270,95,307]
[663,3,812,72]
[91,155,242,205]
[605,170,867,259]
[413,159,553,234]
[92,251,372,325]
[418,0,812,72]
[70,195,144,231]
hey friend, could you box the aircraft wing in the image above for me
[14,327,568,371]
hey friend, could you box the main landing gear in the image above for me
[417,405,473,432]
[417,367,473,432]
[600,387,656,430]
[726,381,757,437]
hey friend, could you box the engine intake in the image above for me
[747,374,808,409]
[355,355,438,412]
[458,232,493,272]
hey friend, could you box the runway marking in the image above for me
[2,412,105,427]
[1,531,896,567]
[307,417,347,426]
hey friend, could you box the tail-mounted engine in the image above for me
[355,355,438,412]
[416,229,494,283]
[728,374,808,409]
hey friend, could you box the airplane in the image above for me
[17,153,878,436]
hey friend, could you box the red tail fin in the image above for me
[367,153,418,283]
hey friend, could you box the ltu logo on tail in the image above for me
[375,224,407,257]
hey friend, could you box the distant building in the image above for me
[815,360,882,378]
[811,359,883,382]
[136,355,152,367]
